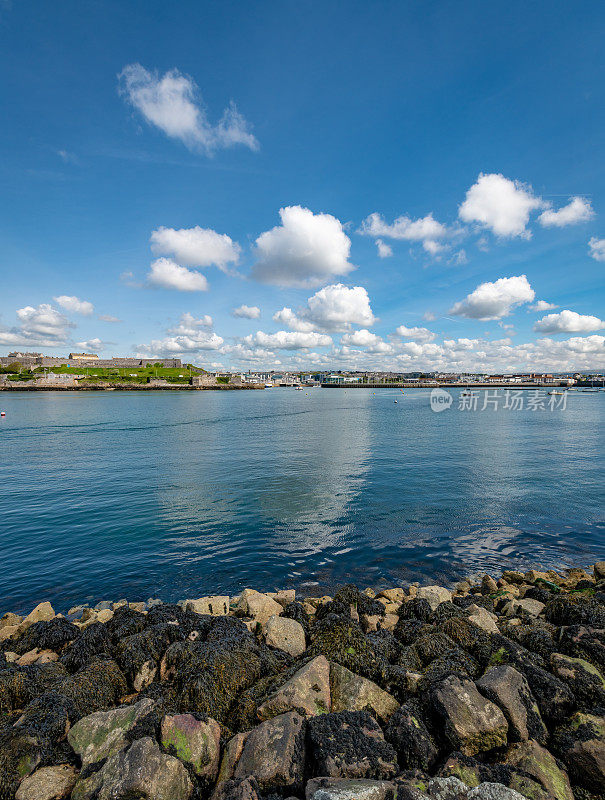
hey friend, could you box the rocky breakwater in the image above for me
[0,565,604,800]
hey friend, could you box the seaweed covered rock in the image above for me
[0,666,34,714]
[257,655,330,720]
[476,665,547,743]
[385,701,439,771]
[306,710,398,780]
[431,676,508,755]
[71,736,192,800]
[550,652,605,707]
[558,625,605,670]
[398,599,433,623]
[545,595,605,628]
[11,620,80,657]
[315,585,386,622]
[330,662,399,723]
[233,712,306,793]
[67,698,155,767]
[56,657,127,721]
[307,616,381,680]
[0,728,44,800]
[60,624,112,673]
[115,623,184,691]
[104,606,147,642]
[14,692,76,745]
[146,604,214,637]
[163,620,279,723]
[551,712,605,793]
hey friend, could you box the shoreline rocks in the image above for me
[1,563,604,800]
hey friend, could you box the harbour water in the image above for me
[0,388,603,612]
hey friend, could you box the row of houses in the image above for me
[0,352,182,369]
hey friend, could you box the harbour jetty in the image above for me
[1,564,604,800]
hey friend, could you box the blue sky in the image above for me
[1,0,604,372]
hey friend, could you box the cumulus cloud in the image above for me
[450,275,535,320]
[394,325,436,342]
[232,305,261,319]
[530,300,558,312]
[252,206,354,287]
[54,295,94,315]
[75,338,108,351]
[243,330,332,350]
[539,197,594,227]
[272,307,315,332]
[147,258,208,291]
[305,284,376,331]
[376,239,392,258]
[589,237,605,262]
[459,173,544,237]
[150,226,240,271]
[0,303,74,347]
[359,211,450,256]
[533,310,605,334]
[138,313,223,356]
[118,64,258,154]
[340,329,393,353]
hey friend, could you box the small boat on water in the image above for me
[548,390,565,395]
[264,383,273,388]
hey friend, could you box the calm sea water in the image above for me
[0,388,603,613]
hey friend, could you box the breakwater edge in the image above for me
[1,563,604,800]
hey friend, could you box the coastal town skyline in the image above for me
[1,2,604,373]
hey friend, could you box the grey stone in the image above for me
[160,713,221,781]
[265,615,306,657]
[68,699,155,767]
[15,766,78,800]
[72,737,192,800]
[468,783,528,800]
[477,665,546,742]
[234,711,306,792]
[257,655,330,720]
[467,605,499,635]
[416,586,452,610]
[431,676,508,755]
[427,776,469,800]
[504,740,573,800]
[306,778,396,800]
[330,662,399,724]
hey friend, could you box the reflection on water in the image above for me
[0,388,603,612]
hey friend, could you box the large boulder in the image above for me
[550,652,605,706]
[160,713,220,782]
[233,711,306,793]
[330,662,399,724]
[503,740,573,800]
[257,656,330,720]
[305,778,396,800]
[476,666,546,743]
[265,615,306,657]
[71,737,192,800]
[237,590,283,627]
[416,586,452,611]
[431,676,508,755]
[67,698,155,767]
[306,710,398,780]
[15,766,77,800]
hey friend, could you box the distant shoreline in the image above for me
[0,382,584,391]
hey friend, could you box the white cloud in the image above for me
[118,64,258,154]
[340,329,393,353]
[75,338,107,351]
[589,237,605,262]
[529,300,558,312]
[376,239,392,258]
[538,197,594,227]
[98,314,122,323]
[395,325,436,342]
[147,258,208,291]
[168,312,213,334]
[0,303,73,347]
[244,330,332,350]
[450,275,535,320]
[423,311,436,321]
[54,295,94,315]
[150,225,240,270]
[252,206,354,287]
[533,310,605,334]
[232,305,261,319]
[359,211,450,256]
[459,173,543,237]
[305,284,376,331]
[272,307,315,332]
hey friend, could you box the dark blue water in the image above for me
[0,389,603,613]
